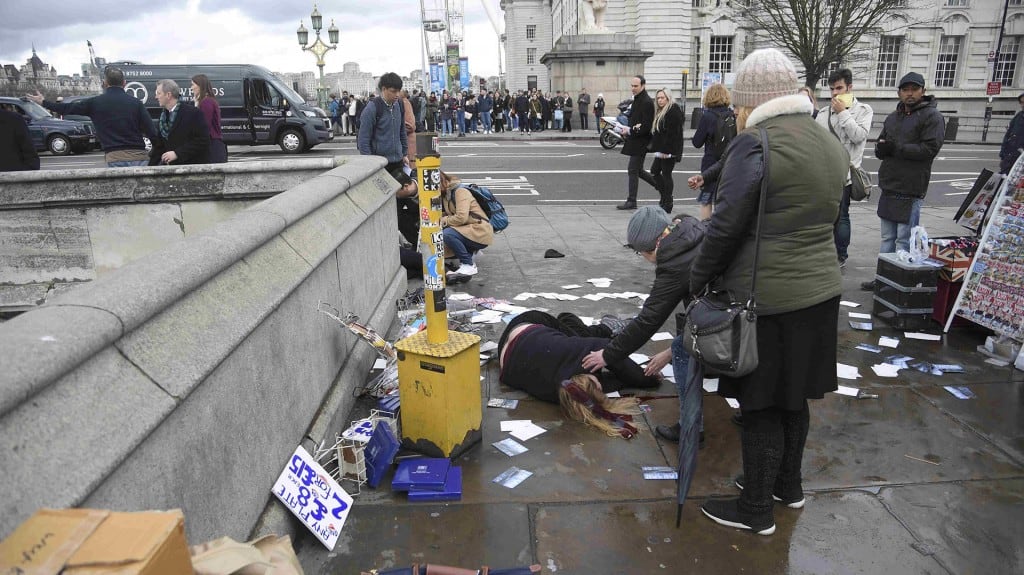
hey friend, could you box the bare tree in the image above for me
[745,0,911,87]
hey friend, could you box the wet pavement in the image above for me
[296,202,1024,575]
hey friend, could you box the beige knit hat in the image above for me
[731,48,799,108]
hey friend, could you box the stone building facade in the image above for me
[503,0,1024,123]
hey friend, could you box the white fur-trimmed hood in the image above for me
[745,94,814,129]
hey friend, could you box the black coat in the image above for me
[650,103,684,160]
[874,95,944,199]
[602,216,706,365]
[149,103,211,166]
[1000,110,1024,173]
[621,90,655,156]
[0,109,39,171]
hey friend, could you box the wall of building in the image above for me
[502,0,554,92]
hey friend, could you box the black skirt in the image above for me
[718,296,839,411]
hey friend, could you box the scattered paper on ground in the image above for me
[493,467,533,488]
[725,398,740,409]
[872,364,901,377]
[856,343,882,353]
[661,365,674,380]
[492,303,530,314]
[579,316,596,326]
[372,358,387,370]
[703,378,719,393]
[849,321,873,331]
[448,292,474,301]
[879,336,900,348]
[509,422,547,441]
[984,357,1010,367]
[487,398,519,409]
[561,284,582,290]
[651,332,674,341]
[605,391,621,398]
[587,278,613,288]
[836,363,861,380]
[513,293,534,301]
[840,301,861,308]
[500,420,533,432]
[905,332,942,341]
[493,438,529,457]
[944,386,976,399]
[629,353,650,364]
[582,294,605,301]
[835,385,860,397]
[642,466,678,480]
[849,312,872,320]
[480,341,499,352]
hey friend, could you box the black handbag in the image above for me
[827,110,873,201]
[682,127,769,377]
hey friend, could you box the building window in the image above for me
[935,35,962,88]
[692,36,702,88]
[709,36,733,75]
[527,75,537,91]
[997,36,1021,86]
[942,0,969,6]
[821,62,840,87]
[526,24,536,40]
[1011,0,1023,6]
[876,36,903,87]
[526,48,537,65]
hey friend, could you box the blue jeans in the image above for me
[481,111,492,132]
[442,118,452,135]
[457,113,466,134]
[107,160,149,167]
[880,198,923,253]
[443,227,486,265]
[554,116,563,130]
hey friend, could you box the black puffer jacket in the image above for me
[874,95,945,198]
[601,216,706,365]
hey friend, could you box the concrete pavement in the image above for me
[294,198,1023,575]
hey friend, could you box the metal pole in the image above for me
[984,0,1011,142]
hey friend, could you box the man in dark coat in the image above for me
[860,71,944,290]
[149,79,210,166]
[616,75,655,210]
[1000,92,1024,174]
[0,108,39,171]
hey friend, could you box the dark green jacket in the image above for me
[690,95,848,315]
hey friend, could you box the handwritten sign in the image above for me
[272,446,353,550]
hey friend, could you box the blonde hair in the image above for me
[735,106,753,131]
[652,88,675,134]
[703,83,731,108]
[558,374,644,439]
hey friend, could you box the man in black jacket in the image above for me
[149,79,210,166]
[860,72,944,291]
[616,75,655,210]
[582,206,706,441]
[0,108,39,171]
[27,66,155,167]
[1000,92,1024,174]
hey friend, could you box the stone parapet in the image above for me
[0,154,407,542]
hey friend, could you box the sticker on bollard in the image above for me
[272,446,354,550]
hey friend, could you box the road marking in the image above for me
[451,153,585,158]
[460,176,539,196]
[537,198,699,203]
[945,192,971,196]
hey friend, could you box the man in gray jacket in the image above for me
[815,68,873,268]
[357,72,409,173]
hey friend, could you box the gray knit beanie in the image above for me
[731,48,799,108]
[626,206,671,253]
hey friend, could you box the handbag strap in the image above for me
[749,127,771,308]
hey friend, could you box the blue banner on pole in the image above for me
[431,64,443,93]
[459,57,469,91]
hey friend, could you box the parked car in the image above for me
[0,96,96,155]
[58,96,102,150]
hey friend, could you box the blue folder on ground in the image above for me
[408,466,462,501]
[391,457,450,491]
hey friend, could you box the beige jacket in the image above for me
[442,186,494,248]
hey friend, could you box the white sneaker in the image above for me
[453,263,478,276]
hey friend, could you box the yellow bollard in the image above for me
[395,134,482,458]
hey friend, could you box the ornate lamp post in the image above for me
[297,4,339,110]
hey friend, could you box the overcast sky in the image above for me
[0,0,503,80]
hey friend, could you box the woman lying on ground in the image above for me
[497,310,660,438]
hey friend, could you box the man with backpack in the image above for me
[815,68,873,268]
[690,83,736,220]
[357,72,409,174]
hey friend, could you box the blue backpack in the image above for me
[464,183,509,232]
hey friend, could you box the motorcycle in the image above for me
[599,119,624,150]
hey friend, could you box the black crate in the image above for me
[875,253,938,289]
[872,296,935,330]
[873,275,937,309]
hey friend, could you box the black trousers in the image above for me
[580,111,588,130]
[651,157,676,211]
[626,153,649,202]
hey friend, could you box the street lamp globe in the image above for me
[328,19,339,45]
[310,4,323,32]
[297,22,308,46]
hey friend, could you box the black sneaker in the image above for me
[701,498,775,535]
[734,475,806,509]
[860,280,876,291]
[599,314,629,336]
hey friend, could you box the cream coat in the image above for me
[442,186,494,249]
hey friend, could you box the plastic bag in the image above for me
[909,225,930,262]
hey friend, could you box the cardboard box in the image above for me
[929,237,976,283]
[0,509,193,575]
